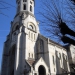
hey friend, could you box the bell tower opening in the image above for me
[16,0,34,15]
[38,65,46,75]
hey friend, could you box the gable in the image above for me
[34,57,49,73]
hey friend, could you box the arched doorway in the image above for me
[38,65,46,75]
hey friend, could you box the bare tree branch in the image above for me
[0,0,16,16]
[39,0,75,45]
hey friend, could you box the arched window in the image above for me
[13,25,19,33]
[15,25,19,30]
[30,5,32,12]
[23,4,26,10]
[28,25,33,30]
[28,23,36,32]
[40,39,44,52]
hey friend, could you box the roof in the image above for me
[26,59,35,66]
[39,34,67,50]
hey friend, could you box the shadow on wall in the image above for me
[9,45,16,75]
[15,30,26,75]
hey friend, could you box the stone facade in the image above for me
[1,0,75,75]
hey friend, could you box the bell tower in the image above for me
[1,0,39,75]
[16,0,34,14]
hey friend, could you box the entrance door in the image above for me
[38,65,46,75]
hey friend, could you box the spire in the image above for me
[16,0,35,15]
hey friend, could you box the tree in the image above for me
[39,0,75,45]
[60,0,75,45]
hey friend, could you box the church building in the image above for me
[1,0,75,75]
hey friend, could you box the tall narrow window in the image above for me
[52,55,55,65]
[23,4,26,10]
[34,34,35,40]
[59,53,61,59]
[54,68,55,72]
[31,33,33,39]
[30,5,32,12]
[23,0,27,2]
[29,53,30,57]
[32,54,33,58]
[15,25,19,30]
[40,39,44,52]
[29,31,30,38]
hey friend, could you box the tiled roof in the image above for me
[27,59,35,66]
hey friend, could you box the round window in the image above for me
[28,25,33,30]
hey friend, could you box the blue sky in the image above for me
[0,0,42,70]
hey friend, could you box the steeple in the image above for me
[16,0,35,15]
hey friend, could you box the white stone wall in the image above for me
[67,44,75,66]
[34,57,50,75]
[20,0,34,14]
[47,43,70,74]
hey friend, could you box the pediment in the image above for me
[34,57,49,72]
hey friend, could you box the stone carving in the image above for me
[21,12,26,20]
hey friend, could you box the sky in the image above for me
[0,0,42,70]
[0,0,16,70]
